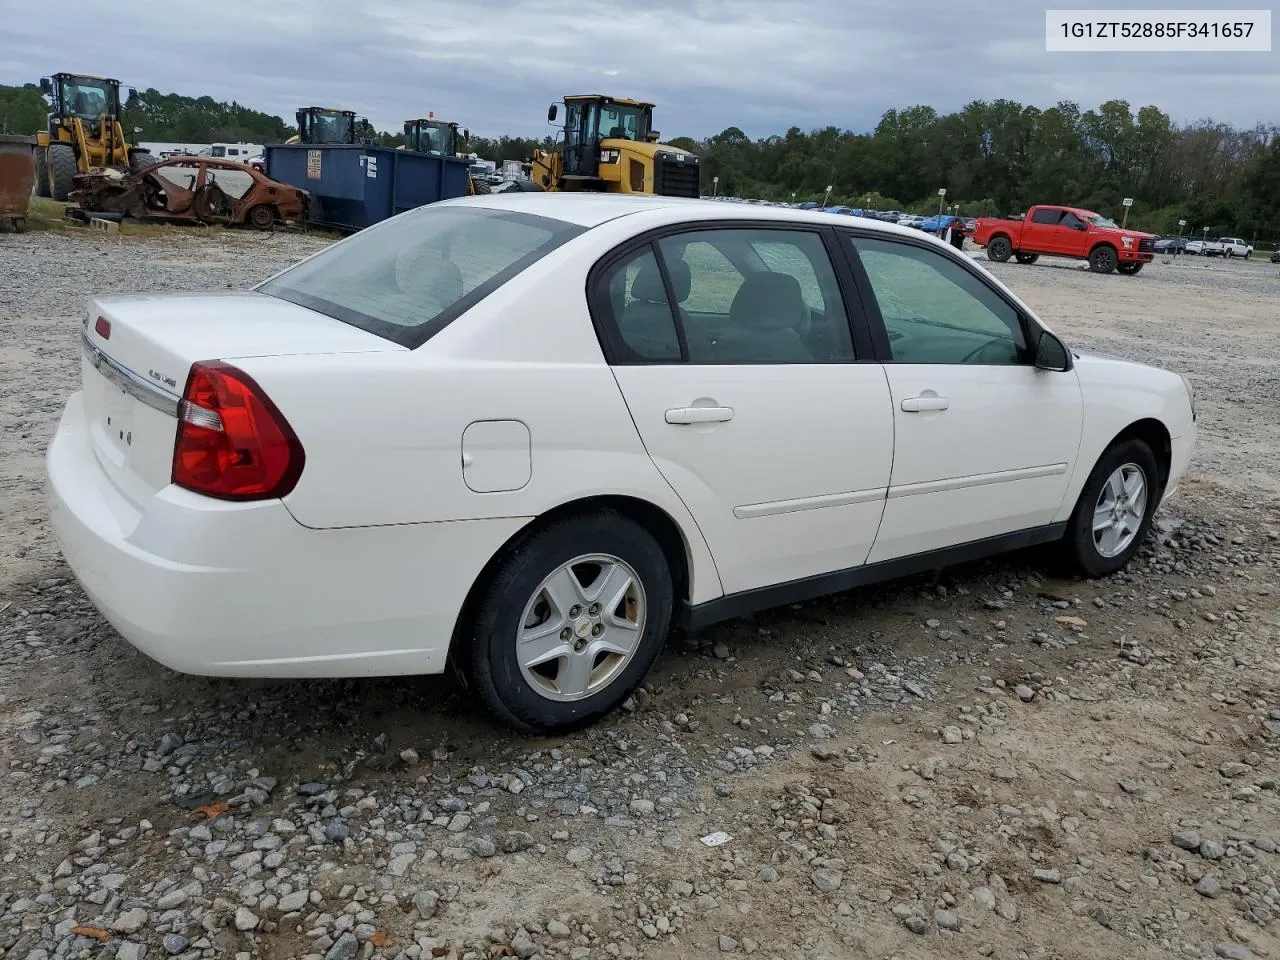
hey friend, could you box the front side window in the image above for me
[259,206,582,348]
[1060,211,1085,230]
[851,236,1028,365]
[599,104,645,141]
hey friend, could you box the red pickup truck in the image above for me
[972,205,1157,275]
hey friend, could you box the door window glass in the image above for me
[657,229,855,364]
[597,246,682,362]
[851,237,1028,365]
[1030,208,1063,225]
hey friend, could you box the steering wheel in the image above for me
[960,337,1008,364]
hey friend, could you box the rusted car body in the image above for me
[0,134,36,231]
[69,156,307,229]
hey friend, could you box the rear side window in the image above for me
[591,227,857,365]
[258,206,583,348]
[1030,208,1062,225]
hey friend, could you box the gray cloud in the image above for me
[1,0,1275,139]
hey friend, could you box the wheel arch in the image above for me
[1107,417,1172,494]
[1055,414,1175,528]
[1089,240,1119,258]
[446,494,699,672]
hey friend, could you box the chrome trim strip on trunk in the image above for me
[80,330,181,418]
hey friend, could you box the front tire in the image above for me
[987,236,1012,263]
[1117,262,1144,275]
[34,148,51,198]
[1062,438,1160,577]
[466,510,674,733]
[128,148,153,173]
[1014,252,1039,265]
[1088,244,1118,273]
[47,143,77,202]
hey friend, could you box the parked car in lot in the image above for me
[47,194,1196,733]
[1271,248,1280,263]
[1184,238,1207,255]
[1204,237,1253,258]
[972,204,1157,274]
[1153,236,1190,254]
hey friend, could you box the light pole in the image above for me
[822,184,833,208]
[1177,218,1186,256]
[1121,197,1133,229]
[937,187,947,219]
[712,176,719,198]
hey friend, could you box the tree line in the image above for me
[3,82,1276,238]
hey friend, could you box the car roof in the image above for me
[448,192,945,242]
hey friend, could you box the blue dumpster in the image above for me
[264,143,474,232]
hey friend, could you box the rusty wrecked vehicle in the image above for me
[69,155,308,229]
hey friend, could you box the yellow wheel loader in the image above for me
[288,107,367,145]
[34,73,151,201]
[530,95,699,197]
[401,116,491,194]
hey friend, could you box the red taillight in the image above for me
[94,316,111,339]
[172,361,304,501]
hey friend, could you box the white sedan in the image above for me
[47,193,1197,733]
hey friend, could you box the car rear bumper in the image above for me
[47,391,528,678]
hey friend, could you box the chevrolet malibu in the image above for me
[47,194,1196,733]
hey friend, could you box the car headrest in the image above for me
[729,272,807,331]
[630,258,691,303]
[408,256,464,305]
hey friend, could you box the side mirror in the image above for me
[647,131,660,142]
[1075,221,1088,231]
[1035,330,1072,372]
[40,77,52,95]
[547,104,558,123]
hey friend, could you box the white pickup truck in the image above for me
[1204,237,1253,258]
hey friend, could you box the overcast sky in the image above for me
[1,0,1276,139]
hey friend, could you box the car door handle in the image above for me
[901,396,950,412]
[665,406,735,424]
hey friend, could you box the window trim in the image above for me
[259,207,586,350]
[834,227,1046,365]
[585,219,877,366]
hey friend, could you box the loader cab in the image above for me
[552,95,654,178]
[295,107,361,145]
[403,118,464,157]
[40,73,129,133]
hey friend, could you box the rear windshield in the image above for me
[258,205,583,348]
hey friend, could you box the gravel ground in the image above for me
[1,229,1279,960]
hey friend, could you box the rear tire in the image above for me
[47,143,77,202]
[987,236,1012,262]
[1014,252,1039,265]
[33,148,51,198]
[470,177,491,195]
[465,509,673,733]
[1088,244,1118,273]
[246,204,276,230]
[1061,438,1160,578]
[515,179,544,192]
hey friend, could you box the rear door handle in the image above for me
[665,406,735,424]
[901,396,950,413]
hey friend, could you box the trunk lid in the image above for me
[79,291,402,510]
